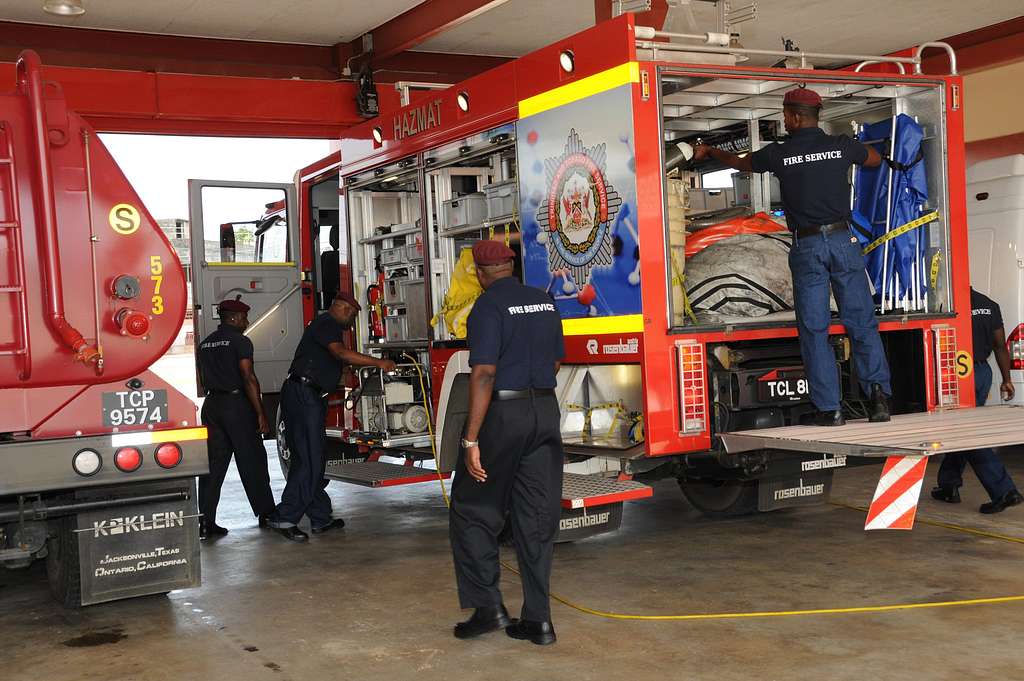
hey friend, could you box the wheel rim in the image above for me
[276,411,290,478]
[680,479,748,513]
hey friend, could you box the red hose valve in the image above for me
[116,308,150,338]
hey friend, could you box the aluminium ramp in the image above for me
[720,405,1024,458]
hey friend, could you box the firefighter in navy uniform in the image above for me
[449,240,565,646]
[694,86,892,426]
[268,291,396,542]
[196,295,276,539]
[932,288,1023,513]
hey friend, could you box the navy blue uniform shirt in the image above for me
[288,313,347,391]
[198,324,253,393]
[971,288,1003,363]
[467,277,565,391]
[751,127,868,231]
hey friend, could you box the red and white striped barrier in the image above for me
[864,455,929,530]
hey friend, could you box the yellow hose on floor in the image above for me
[406,353,1024,621]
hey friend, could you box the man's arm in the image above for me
[239,358,269,434]
[693,144,754,172]
[326,342,397,371]
[463,364,496,482]
[993,327,1015,401]
[861,143,882,168]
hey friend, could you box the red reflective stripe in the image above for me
[865,456,928,526]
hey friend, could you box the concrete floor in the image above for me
[4,444,1024,681]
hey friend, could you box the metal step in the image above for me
[721,405,1024,458]
[325,460,450,488]
[561,472,653,510]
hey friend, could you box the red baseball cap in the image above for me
[783,87,822,108]
[333,290,363,311]
[217,295,250,314]
[472,240,516,266]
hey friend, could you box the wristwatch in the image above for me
[461,438,479,449]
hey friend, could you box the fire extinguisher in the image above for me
[367,271,385,339]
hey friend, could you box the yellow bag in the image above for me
[431,247,483,339]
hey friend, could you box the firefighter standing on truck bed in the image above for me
[267,291,396,542]
[196,295,276,539]
[694,86,891,427]
[449,240,565,647]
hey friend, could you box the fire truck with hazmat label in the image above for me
[0,52,206,606]
[189,9,1024,538]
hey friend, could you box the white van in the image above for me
[967,154,1024,405]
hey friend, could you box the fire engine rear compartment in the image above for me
[659,71,953,330]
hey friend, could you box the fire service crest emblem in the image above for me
[537,129,621,286]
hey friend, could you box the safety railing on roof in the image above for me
[635,26,958,76]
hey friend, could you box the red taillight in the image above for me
[114,447,143,472]
[154,443,182,469]
[934,326,960,408]
[677,340,707,434]
[1007,324,1024,370]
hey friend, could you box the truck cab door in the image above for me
[188,180,303,395]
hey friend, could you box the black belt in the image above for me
[794,220,849,240]
[493,388,556,401]
[287,374,327,395]
[205,388,241,397]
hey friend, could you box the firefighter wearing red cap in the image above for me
[693,86,892,427]
[267,290,396,541]
[448,239,565,646]
[196,295,276,539]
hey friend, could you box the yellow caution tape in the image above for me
[930,250,942,291]
[862,211,939,256]
[669,252,698,324]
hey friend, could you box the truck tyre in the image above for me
[677,478,758,518]
[276,404,291,479]
[46,516,82,609]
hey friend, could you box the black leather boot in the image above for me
[814,409,846,427]
[869,383,891,422]
[930,486,961,503]
[506,619,557,646]
[276,526,309,542]
[980,490,1023,514]
[199,522,228,540]
[454,604,514,639]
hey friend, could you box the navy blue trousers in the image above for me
[271,380,333,529]
[449,395,564,622]
[937,362,1017,501]
[789,229,892,411]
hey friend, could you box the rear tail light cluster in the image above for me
[114,447,143,472]
[73,443,183,476]
[677,340,708,434]
[155,443,183,469]
[934,326,960,408]
[1007,324,1024,370]
[72,449,102,477]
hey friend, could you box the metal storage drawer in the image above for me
[443,193,487,227]
[484,180,519,219]
[380,246,405,266]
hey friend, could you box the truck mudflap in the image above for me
[757,471,834,511]
[74,480,200,606]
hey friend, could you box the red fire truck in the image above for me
[189,14,1022,538]
[0,52,206,606]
